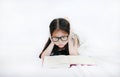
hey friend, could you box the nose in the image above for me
[58,39,63,43]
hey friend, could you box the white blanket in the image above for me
[1,56,120,77]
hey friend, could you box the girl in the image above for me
[39,18,80,59]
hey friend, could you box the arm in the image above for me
[68,32,79,55]
[41,40,54,59]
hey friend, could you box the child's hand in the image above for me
[69,33,77,48]
[68,31,79,55]
[49,37,54,45]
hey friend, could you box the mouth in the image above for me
[58,44,64,47]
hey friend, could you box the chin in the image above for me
[58,45,64,48]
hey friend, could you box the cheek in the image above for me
[53,42,58,45]
[63,41,68,45]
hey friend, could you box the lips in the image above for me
[58,44,64,47]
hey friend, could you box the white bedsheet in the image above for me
[1,0,120,77]
[1,56,120,77]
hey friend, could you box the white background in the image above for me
[0,0,120,77]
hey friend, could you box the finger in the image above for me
[73,34,78,48]
[68,36,74,46]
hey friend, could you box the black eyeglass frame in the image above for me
[51,36,69,42]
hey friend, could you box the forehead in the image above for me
[52,30,68,37]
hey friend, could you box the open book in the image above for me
[42,55,96,68]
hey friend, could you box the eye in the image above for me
[61,36,68,41]
[52,37,59,42]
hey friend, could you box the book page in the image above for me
[43,55,70,68]
[43,55,95,68]
[68,56,95,65]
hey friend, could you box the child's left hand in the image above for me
[68,31,79,55]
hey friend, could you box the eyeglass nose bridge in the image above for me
[52,36,68,42]
[57,36,68,41]
[57,37,62,41]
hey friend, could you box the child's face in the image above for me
[51,30,69,48]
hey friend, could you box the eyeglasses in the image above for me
[52,36,68,42]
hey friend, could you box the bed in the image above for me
[1,55,120,77]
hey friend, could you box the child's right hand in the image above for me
[49,37,54,45]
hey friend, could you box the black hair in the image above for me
[39,18,70,58]
[49,18,70,36]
